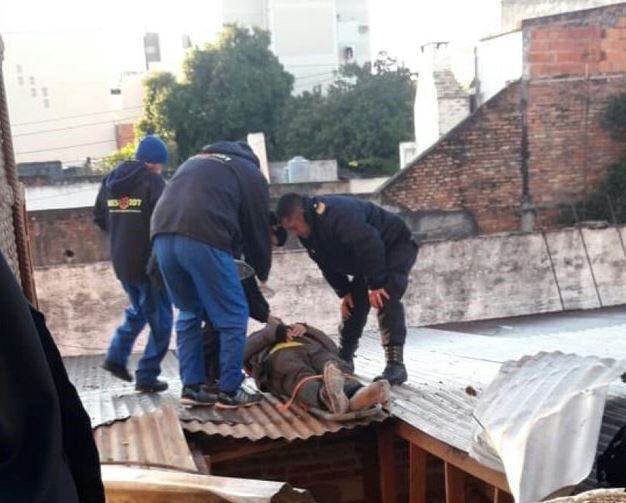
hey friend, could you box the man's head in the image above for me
[135,135,168,174]
[270,211,288,247]
[276,193,311,238]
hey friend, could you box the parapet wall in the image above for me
[36,224,626,355]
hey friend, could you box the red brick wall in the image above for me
[115,123,135,149]
[381,83,524,234]
[28,207,109,267]
[381,3,626,234]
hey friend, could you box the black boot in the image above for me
[374,345,407,385]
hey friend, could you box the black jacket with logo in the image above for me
[150,142,272,281]
[299,195,412,297]
[94,160,165,284]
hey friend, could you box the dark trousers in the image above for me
[340,237,418,350]
[267,344,360,409]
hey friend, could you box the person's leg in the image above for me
[202,319,220,387]
[153,235,206,387]
[135,282,173,387]
[105,282,146,375]
[376,238,418,385]
[173,236,249,395]
[338,276,370,370]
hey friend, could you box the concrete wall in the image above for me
[36,225,626,356]
[476,30,523,105]
[268,159,338,184]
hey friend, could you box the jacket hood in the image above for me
[202,141,260,168]
[106,160,148,193]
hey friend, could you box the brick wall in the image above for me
[380,83,524,233]
[115,123,135,149]
[28,207,108,267]
[381,3,626,234]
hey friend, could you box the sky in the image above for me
[0,0,502,71]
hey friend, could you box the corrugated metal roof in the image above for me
[66,352,387,442]
[94,404,197,472]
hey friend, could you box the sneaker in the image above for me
[216,385,263,409]
[320,362,349,414]
[135,379,168,393]
[181,384,218,406]
[102,360,133,382]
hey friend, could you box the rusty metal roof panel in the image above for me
[66,352,387,443]
[94,404,197,472]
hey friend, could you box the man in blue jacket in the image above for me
[94,135,172,392]
[151,141,271,407]
[276,193,418,385]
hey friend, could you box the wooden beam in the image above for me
[445,462,466,503]
[377,421,397,503]
[208,440,287,464]
[393,421,510,493]
[409,445,427,503]
[362,430,382,503]
[492,487,514,503]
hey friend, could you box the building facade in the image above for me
[222,0,371,93]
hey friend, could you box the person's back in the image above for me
[95,159,165,284]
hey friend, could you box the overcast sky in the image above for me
[0,0,502,70]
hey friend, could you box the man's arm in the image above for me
[320,266,352,298]
[242,276,270,323]
[93,179,108,231]
[240,169,272,281]
[147,173,166,215]
[243,324,279,369]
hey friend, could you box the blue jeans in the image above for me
[153,234,249,392]
[105,281,173,384]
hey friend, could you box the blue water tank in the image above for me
[287,156,310,183]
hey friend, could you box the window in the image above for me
[30,88,37,97]
[16,65,22,74]
[41,87,48,97]
[43,99,50,108]
[17,76,24,86]
[29,76,35,85]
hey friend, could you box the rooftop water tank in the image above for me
[287,156,310,183]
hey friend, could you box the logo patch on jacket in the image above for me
[108,197,142,213]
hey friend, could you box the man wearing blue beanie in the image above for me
[94,135,173,392]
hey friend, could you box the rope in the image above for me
[276,372,362,413]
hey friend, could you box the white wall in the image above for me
[476,30,522,105]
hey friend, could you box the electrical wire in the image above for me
[12,105,144,127]
[16,139,116,155]
[13,116,142,137]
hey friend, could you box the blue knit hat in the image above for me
[135,135,168,165]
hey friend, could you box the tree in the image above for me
[276,55,415,174]
[138,25,294,160]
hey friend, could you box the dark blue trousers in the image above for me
[153,234,249,392]
[106,281,173,384]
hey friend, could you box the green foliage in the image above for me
[137,25,294,160]
[602,91,626,141]
[276,55,414,174]
[98,142,137,173]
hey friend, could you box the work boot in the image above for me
[349,380,391,412]
[374,345,408,385]
[181,384,218,406]
[102,360,133,382]
[319,362,349,414]
[135,379,168,393]
[216,384,263,409]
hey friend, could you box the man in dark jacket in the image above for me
[94,135,173,392]
[276,193,418,385]
[243,323,391,414]
[152,141,271,407]
[0,252,104,503]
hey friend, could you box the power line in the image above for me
[16,139,115,155]
[12,105,144,127]
[13,116,142,137]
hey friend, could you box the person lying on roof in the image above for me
[243,322,391,414]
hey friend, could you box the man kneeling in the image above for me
[243,323,390,414]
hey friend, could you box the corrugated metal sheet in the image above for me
[469,351,626,503]
[94,404,197,472]
[66,352,387,442]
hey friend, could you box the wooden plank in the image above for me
[394,421,510,493]
[492,487,514,503]
[362,430,382,503]
[409,445,427,503]
[377,421,397,503]
[445,462,466,503]
[209,440,286,464]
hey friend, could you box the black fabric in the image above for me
[597,424,626,486]
[299,195,414,295]
[94,160,165,283]
[151,142,272,281]
[340,238,418,348]
[0,252,104,503]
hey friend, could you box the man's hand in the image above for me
[340,293,355,320]
[287,323,307,340]
[368,288,390,310]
